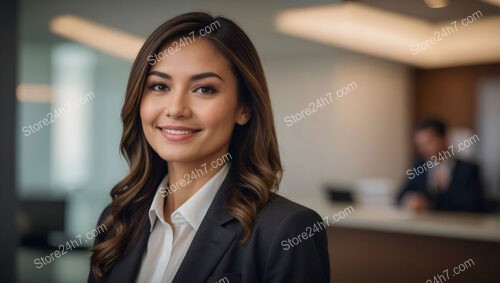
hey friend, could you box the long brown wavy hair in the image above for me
[90,12,282,278]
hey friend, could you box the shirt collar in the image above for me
[147,162,230,232]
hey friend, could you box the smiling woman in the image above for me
[88,12,329,283]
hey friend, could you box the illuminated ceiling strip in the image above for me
[49,14,144,61]
[275,3,500,68]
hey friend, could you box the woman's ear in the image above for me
[236,104,251,126]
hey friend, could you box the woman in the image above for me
[88,12,330,283]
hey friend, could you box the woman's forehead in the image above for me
[150,38,233,78]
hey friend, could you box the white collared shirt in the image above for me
[136,163,230,283]
[427,158,455,194]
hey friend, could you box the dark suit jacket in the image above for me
[397,158,483,212]
[88,174,330,283]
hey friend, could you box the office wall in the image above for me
[478,78,500,198]
[414,63,500,130]
[266,50,413,197]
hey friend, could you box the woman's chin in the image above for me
[158,152,196,163]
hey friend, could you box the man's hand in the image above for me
[402,192,430,211]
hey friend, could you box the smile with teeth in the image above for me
[160,128,200,135]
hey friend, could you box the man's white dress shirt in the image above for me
[136,163,229,283]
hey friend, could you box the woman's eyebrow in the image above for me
[190,72,224,82]
[148,70,171,79]
[148,71,224,82]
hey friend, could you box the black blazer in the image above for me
[397,159,483,212]
[88,173,330,283]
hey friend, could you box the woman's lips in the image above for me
[157,126,202,141]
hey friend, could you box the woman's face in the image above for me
[140,38,249,164]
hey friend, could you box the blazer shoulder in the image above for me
[263,193,319,215]
[98,204,112,223]
[254,193,324,233]
[455,159,480,170]
[252,194,330,282]
[91,204,112,245]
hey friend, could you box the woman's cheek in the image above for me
[200,98,237,122]
[140,97,162,123]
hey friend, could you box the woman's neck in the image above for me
[163,150,230,218]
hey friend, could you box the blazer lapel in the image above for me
[107,222,150,283]
[173,172,237,283]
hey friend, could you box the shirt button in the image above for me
[172,214,184,224]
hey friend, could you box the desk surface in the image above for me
[285,195,500,242]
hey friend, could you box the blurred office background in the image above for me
[1,0,499,282]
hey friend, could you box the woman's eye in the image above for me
[150,83,168,92]
[194,85,217,95]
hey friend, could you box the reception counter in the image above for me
[286,195,500,283]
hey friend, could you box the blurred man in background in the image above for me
[397,118,484,212]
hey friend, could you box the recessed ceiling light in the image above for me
[424,0,449,9]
